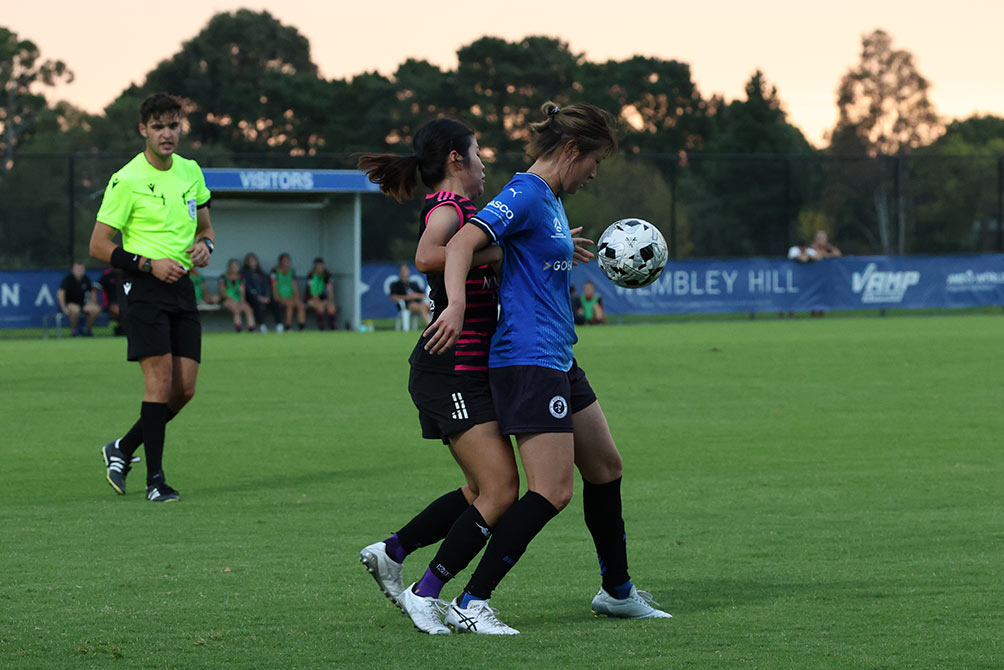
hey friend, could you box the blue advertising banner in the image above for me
[0,270,108,328]
[359,255,1004,319]
[4,256,1003,328]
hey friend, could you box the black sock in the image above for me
[463,491,558,600]
[118,408,178,460]
[583,477,630,592]
[423,505,492,590]
[140,401,169,484]
[395,488,469,554]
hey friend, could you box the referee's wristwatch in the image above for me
[200,237,215,255]
[141,258,152,273]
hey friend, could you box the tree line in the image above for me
[2,11,1003,267]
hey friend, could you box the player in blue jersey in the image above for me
[425,102,672,633]
[356,119,520,634]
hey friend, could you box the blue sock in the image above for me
[384,534,406,564]
[413,568,446,598]
[459,590,484,608]
[610,580,634,600]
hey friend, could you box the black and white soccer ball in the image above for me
[596,218,668,288]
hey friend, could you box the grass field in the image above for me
[1,316,1001,669]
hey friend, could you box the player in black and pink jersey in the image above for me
[356,118,519,634]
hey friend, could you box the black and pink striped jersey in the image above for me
[409,190,498,374]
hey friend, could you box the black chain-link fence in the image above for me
[2,151,1002,269]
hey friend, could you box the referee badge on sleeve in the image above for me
[187,199,197,219]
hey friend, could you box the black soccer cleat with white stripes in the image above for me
[146,476,180,502]
[102,441,130,495]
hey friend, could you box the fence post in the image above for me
[997,155,1003,253]
[67,153,76,265]
[669,156,678,259]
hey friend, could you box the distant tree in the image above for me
[926,115,1004,156]
[685,71,812,256]
[829,29,944,254]
[135,9,327,153]
[581,55,707,154]
[0,26,72,170]
[455,36,584,155]
[832,29,943,155]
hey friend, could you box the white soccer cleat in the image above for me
[591,585,673,619]
[359,541,405,605]
[398,584,451,634]
[445,597,519,635]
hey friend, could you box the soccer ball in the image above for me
[596,218,668,288]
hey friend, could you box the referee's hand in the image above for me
[151,258,188,283]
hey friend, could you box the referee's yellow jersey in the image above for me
[96,153,211,270]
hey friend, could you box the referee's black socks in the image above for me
[118,407,178,460]
[139,401,168,484]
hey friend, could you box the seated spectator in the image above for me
[190,267,219,307]
[811,230,842,258]
[575,280,605,325]
[570,284,585,325]
[98,267,125,336]
[787,239,818,263]
[242,252,282,333]
[271,252,306,331]
[218,258,256,333]
[58,262,101,337]
[305,257,338,330]
[388,263,431,326]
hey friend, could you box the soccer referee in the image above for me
[89,92,215,502]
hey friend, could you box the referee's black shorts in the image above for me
[119,271,202,362]
[489,358,597,435]
[408,366,496,444]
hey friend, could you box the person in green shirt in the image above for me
[575,281,606,325]
[218,258,256,333]
[270,252,306,331]
[305,256,338,330]
[89,92,216,503]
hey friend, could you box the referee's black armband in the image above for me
[110,246,140,270]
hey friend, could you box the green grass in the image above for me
[1,317,1002,669]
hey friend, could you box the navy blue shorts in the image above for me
[489,358,597,435]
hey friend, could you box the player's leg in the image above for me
[573,400,671,619]
[445,432,572,635]
[409,422,518,602]
[243,301,256,330]
[294,297,306,329]
[326,299,337,330]
[222,297,241,331]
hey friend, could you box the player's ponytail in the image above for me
[527,101,617,161]
[357,153,422,203]
[358,118,475,203]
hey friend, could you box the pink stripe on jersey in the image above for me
[423,194,464,229]
[455,365,488,371]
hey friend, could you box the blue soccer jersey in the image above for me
[470,172,577,371]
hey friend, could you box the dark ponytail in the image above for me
[358,118,475,203]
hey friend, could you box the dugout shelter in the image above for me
[201,168,379,331]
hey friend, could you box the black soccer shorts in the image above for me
[120,272,202,362]
[408,366,496,444]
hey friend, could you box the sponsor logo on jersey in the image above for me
[123,282,132,295]
[551,216,567,239]
[549,395,568,419]
[851,263,920,303]
[543,259,573,272]
[487,200,515,220]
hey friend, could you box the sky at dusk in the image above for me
[6,0,1004,146]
